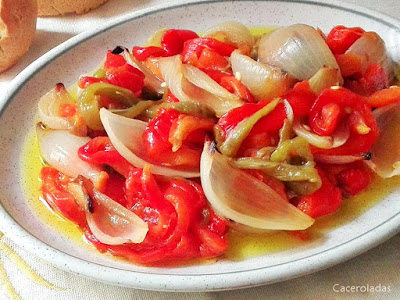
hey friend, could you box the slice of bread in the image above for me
[38,0,109,16]
[0,0,37,73]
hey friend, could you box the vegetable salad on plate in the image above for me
[35,21,400,264]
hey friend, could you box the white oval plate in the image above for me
[1,0,399,292]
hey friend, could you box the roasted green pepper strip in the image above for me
[286,180,321,197]
[111,101,155,118]
[277,118,293,146]
[78,83,140,130]
[219,98,281,157]
[272,136,321,195]
[145,101,216,120]
[234,136,322,195]
[232,157,319,182]
[254,146,276,160]
[270,137,313,162]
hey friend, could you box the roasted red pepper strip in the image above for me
[161,29,199,56]
[143,108,212,168]
[309,87,379,155]
[220,76,255,102]
[104,50,126,70]
[216,101,285,155]
[319,161,373,196]
[326,25,365,55]
[218,81,316,143]
[105,64,145,97]
[204,69,255,102]
[186,47,229,70]
[181,37,237,62]
[40,167,87,227]
[344,63,389,96]
[284,81,317,117]
[336,166,372,196]
[132,46,167,61]
[365,86,400,107]
[292,168,342,218]
[85,168,227,264]
[78,136,133,178]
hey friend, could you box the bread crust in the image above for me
[0,0,37,73]
[38,0,109,16]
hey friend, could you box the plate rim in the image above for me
[0,0,400,291]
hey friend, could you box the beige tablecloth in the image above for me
[0,0,399,299]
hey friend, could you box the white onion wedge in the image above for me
[158,55,243,116]
[185,64,242,103]
[258,24,340,81]
[203,21,255,48]
[123,50,164,94]
[369,103,400,177]
[38,83,87,136]
[200,142,315,230]
[308,67,343,94]
[37,126,107,189]
[99,108,200,178]
[68,180,148,245]
[293,119,349,149]
[231,50,291,100]
[38,84,72,130]
[346,32,393,79]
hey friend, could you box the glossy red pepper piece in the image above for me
[309,87,379,155]
[40,167,87,227]
[132,46,167,61]
[161,29,199,56]
[181,37,237,62]
[326,25,365,55]
[78,136,133,178]
[293,168,342,218]
[105,64,145,97]
[85,168,227,264]
[104,50,126,70]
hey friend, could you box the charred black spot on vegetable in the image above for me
[290,155,308,166]
[78,176,96,213]
[363,152,372,160]
[36,122,47,131]
[111,46,126,54]
[55,83,66,92]
[140,87,163,101]
[87,198,94,213]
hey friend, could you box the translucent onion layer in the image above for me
[200,141,315,231]
[37,125,107,189]
[346,31,393,79]
[258,24,340,81]
[99,108,200,178]
[230,50,291,100]
[293,119,349,149]
[203,21,255,48]
[158,55,243,117]
[369,103,400,177]
[68,179,148,245]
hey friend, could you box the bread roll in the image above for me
[38,0,109,16]
[0,0,37,73]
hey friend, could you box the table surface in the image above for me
[0,0,399,299]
